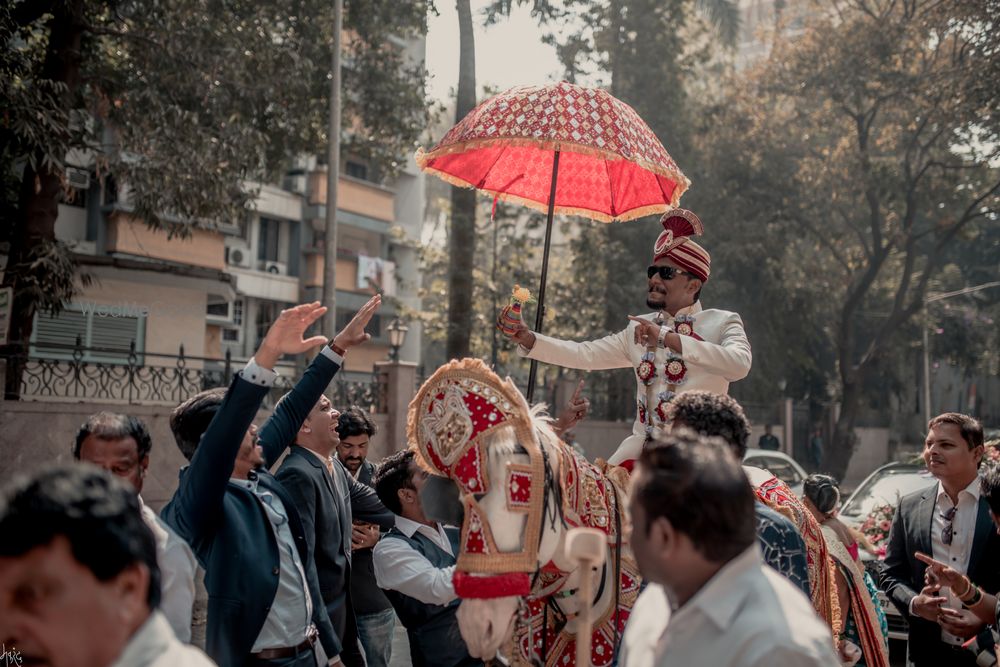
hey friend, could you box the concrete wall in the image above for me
[107,213,225,271]
[77,270,215,358]
[0,401,402,514]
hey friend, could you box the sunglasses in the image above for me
[647,265,690,281]
[942,506,957,546]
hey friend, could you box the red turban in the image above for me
[652,209,710,282]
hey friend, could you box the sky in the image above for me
[425,1,562,106]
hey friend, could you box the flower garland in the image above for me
[674,313,695,337]
[983,440,1000,469]
[655,390,675,423]
[636,351,656,385]
[664,356,687,384]
[859,502,896,558]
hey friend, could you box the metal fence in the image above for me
[7,339,383,411]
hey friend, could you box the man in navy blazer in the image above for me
[274,396,394,667]
[881,412,1000,667]
[162,296,380,667]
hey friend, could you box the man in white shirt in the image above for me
[74,411,198,643]
[626,428,838,667]
[371,450,481,667]
[0,465,214,667]
[881,412,1000,667]
[501,209,751,470]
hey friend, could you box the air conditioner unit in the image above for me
[66,167,90,190]
[264,261,287,276]
[227,247,251,268]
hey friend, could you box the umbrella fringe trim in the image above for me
[414,137,692,195]
[420,164,680,223]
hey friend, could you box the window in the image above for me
[62,184,88,209]
[258,217,281,262]
[746,456,804,488]
[232,299,244,326]
[345,160,368,181]
[31,304,146,363]
[256,301,287,347]
[222,328,240,342]
[206,302,230,318]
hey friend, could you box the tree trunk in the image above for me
[827,376,864,481]
[2,1,86,399]
[445,0,477,359]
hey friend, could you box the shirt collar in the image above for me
[110,612,174,667]
[936,475,982,505]
[301,445,334,468]
[681,545,760,629]
[395,515,440,538]
[230,474,259,493]
[660,301,702,322]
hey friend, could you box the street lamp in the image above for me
[922,281,1000,424]
[386,317,409,362]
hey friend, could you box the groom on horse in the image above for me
[500,208,752,470]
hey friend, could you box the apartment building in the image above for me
[33,154,424,384]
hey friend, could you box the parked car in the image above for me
[743,448,808,496]
[840,462,937,649]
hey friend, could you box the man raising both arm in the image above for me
[501,209,751,470]
[162,296,380,667]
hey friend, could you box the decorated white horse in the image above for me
[407,358,640,667]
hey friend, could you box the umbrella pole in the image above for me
[526,150,561,402]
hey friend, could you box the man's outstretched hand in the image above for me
[257,302,329,369]
[332,294,381,351]
[498,305,536,349]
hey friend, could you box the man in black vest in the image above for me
[371,450,481,667]
[334,407,396,667]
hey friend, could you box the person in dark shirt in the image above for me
[758,424,780,451]
[335,406,395,667]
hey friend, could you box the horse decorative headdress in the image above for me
[407,358,547,594]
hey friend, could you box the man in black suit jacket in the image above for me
[274,401,394,667]
[881,412,1000,667]
[162,296,380,667]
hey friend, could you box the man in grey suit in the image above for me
[881,412,1000,667]
[275,397,394,667]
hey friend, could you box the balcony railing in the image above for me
[6,339,383,411]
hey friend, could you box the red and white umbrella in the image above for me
[417,82,690,397]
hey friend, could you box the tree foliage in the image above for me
[1,0,433,395]
[695,0,1000,477]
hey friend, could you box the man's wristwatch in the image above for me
[657,326,671,349]
[328,340,346,356]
